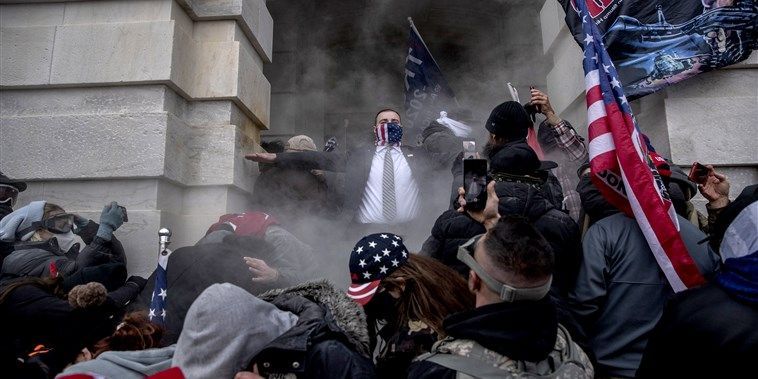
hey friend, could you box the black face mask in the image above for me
[364,290,399,323]
[0,203,12,221]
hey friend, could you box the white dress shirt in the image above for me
[358,146,421,224]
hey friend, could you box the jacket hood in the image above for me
[58,345,175,378]
[259,279,370,356]
[0,200,46,242]
[494,180,554,222]
[443,298,558,362]
[173,283,298,379]
[576,174,620,224]
[487,139,541,176]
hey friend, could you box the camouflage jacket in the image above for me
[416,325,594,379]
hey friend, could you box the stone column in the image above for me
[0,0,273,275]
[539,1,757,211]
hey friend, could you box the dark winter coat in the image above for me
[636,281,758,378]
[408,298,588,379]
[134,229,317,345]
[254,280,376,379]
[0,277,142,378]
[422,180,582,297]
[253,166,332,219]
[0,221,127,291]
[569,213,720,377]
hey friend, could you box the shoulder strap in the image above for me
[422,353,509,379]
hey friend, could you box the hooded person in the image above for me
[172,283,298,379]
[241,280,376,378]
[637,185,758,378]
[0,201,129,290]
[345,233,473,378]
[133,212,317,345]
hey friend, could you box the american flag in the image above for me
[577,0,705,292]
[375,122,403,147]
[148,249,170,324]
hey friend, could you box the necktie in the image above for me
[382,148,397,221]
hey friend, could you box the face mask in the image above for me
[364,289,399,322]
[53,231,85,254]
[375,122,403,146]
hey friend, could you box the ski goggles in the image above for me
[42,213,75,234]
[457,234,552,302]
[0,184,19,207]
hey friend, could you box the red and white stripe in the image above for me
[347,280,380,306]
[585,68,705,292]
[375,123,388,146]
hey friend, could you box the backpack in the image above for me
[414,324,593,379]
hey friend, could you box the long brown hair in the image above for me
[92,311,163,357]
[380,254,473,335]
[0,276,66,305]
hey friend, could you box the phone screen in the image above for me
[463,159,488,211]
[463,140,477,160]
[688,162,709,185]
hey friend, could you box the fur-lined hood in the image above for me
[259,279,370,356]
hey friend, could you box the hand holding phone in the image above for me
[463,159,488,211]
[688,162,709,185]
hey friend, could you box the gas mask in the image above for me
[52,231,86,254]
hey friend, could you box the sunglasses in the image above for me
[0,184,19,207]
[457,234,552,302]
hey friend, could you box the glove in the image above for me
[96,201,125,240]
[125,275,148,291]
[73,214,90,232]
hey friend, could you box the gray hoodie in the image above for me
[57,345,175,379]
[172,283,298,379]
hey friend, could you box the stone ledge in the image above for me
[177,0,273,63]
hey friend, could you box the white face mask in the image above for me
[53,231,86,253]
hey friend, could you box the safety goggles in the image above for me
[0,184,19,207]
[457,234,552,302]
[42,213,75,234]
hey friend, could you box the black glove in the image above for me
[125,276,148,291]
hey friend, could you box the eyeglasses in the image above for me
[0,184,19,207]
[457,234,552,302]
[42,213,75,234]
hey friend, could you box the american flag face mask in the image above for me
[375,122,403,146]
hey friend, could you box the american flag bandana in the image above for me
[375,122,403,146]
[149,248,171,325]
[577,0,705,292]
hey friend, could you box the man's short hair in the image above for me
[375,108,401,124]
[482,215,554,281]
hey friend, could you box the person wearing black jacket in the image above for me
[636,185,758,378]
[246,109,451,247]
[249,280,376,379]
[408,205,592,378]
[0,170,27,268]
[0,274,146,378]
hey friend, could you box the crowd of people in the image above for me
[0,88,755,379]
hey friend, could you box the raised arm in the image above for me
[246,151,347,172]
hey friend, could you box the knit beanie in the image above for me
[285,135,318,152]
[485,101,531,141]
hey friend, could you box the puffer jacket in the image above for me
[254,280,376,378]
[422,180,582,297]
[0,220,126,290]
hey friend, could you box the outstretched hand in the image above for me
[245,153,277,163]
[457,181,501,230]
[244,256,279,283]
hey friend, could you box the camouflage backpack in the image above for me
[414,324,594,379]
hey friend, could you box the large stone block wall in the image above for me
[540,1,757,212]
[1,0,272,276]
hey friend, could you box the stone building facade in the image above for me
[2,0,755,275]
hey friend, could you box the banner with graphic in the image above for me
[559,0,757,99]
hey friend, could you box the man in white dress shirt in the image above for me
[246,109,434,244]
